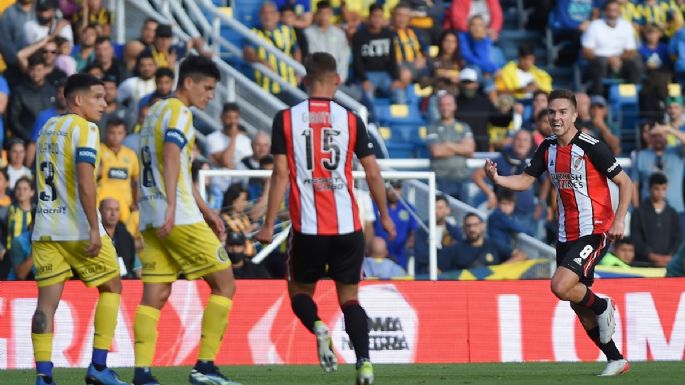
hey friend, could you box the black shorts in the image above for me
[556,233,609,287]
[286,230,365,284]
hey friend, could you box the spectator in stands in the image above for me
[280,4,309,58]
[599,237,635,268]
[0,75,8,152]
[28,79,66,164]
[274,0,314,29]
[207,103,253,184]
[487,189,529,263]
[364,236,407,279]
[7,146,30,187]
[426,93,475,202]
[459,15,502,79]
[580,95,622,155]
[426,30,463,122]
[226,231,271,279]
[441,212,500,270]
[398,0,445,45]
[138,67,174,111]
[374,180,416,268]
[495,44,553,101]
[73,23,97,71]
[0,0,36,83]
[146,24,210,69]
[533,108,553,145]
[238,131,271,199]
[97,75,125,133]
[6,228,33,281]
[117,50,157,128]
[0,168,11,279]
[54,36,77,76]
[6,176,33,256]
[455,67,512,151]
[582,0,642,96]
[640,23,671,77]
[550,0,596,65]
[18,38,68,87]
[669,24,685,87]
[9,53,56,143]
[24,0,72,46]
[97,117,140,237]
[631,172,683,267]
[665,95,685,146]
[414,194,463,275]
[304,1,350,83]
[123,17,157,72]
[638,0,683,37]
[100,198,139,279]
[221,184,257,258]
[443,0,502,41]
[633,123,685,229]
[392,2,430,87]
[473,129,544,233]
[94,36,124,85]
[352,4,405,108]
[521,90,549,132]
[72,0,113,40]
[244,1,302,102]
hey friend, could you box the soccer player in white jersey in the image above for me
[132,55,241,385]
[31,73,127,385]
[256,52,396,385]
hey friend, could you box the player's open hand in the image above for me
[484,159,499,183]
[85,229,102,257]
[254,226,274,245]
[607,220,625,242]
[157,206,176,238]
[206,211,226,239]
[381,214,397,241]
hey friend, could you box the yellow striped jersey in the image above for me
[7,204,32,250]
[32,114,107,241]
[138,97,203,229]
[393,27,425,63]
[252,24,298,94]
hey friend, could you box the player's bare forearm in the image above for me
[192,183,213,219]
[131,179,139,209]
[493,173,536,192]
[264,155,289,228]
[76,163,100,231]
[162,142,181,210]
[360,155,390,218]
[611,171,632,225]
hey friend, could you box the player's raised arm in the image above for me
[484,158,536,191]
[359,155,396,240]
[255,154,289,244]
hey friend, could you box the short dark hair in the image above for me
[54,36,69,47]
[28,52,46,68]
[533,90,548,101]
[464,212,483,223]
[144,17,158,26]
[106,116,127,131]
[393,1,411,11]
[0,167,9,183]
[535,108,548,122]
[222,102,240,114]
[14,176,34,192]
[222,183,247,210]
[7,138,25,151]
[95,36,111,46]
[177,55,220,88]
[649,172,668,187]
[155,67,175,80]
[369,3,383,14]
[64,73,105,100]
[436,194,449,205]
[279,3,295,12]
[548,89,577,110]
[84,62,104,75]
[518,43,535,58]
[603,0,618,11]
[155,24,173,38]
[316,0,331,10]
[497,188,516,203]
[304,52,337,81]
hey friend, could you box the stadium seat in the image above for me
[385,142,415,158]
[608,83,640,154]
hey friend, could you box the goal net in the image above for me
[198,169,439,279]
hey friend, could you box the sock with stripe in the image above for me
[291,293,320,333]
[342,300,370,363]
[198,295,233,362]
[92,292,121,370]
[586,326,624,360]
[134,305,160,368]
[577,287,607,315]
[32,333,53,379]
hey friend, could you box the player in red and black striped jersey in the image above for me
[485,89,633,376]
[256,52,395,385]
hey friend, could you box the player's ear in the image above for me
[334,73,340,86]
[302,74,311,89]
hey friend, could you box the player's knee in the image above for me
[550,279,571,301]
[98,277,122,294]
[209,278,236,299]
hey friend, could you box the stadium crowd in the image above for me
[1,0,685,282]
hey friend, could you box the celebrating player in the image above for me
[484,89,632,376]
[255,52,396,385]
[132,55,240,385]
[31,73,127,385]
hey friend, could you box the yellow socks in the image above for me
[93,292,120,351]
[198,295,233,361]
[32,332,53,362]
[134,305,161,367]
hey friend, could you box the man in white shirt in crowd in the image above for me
[206,102,253,209]
[24,0,73,45]
[581,0,642,96]
[117,50,157,128]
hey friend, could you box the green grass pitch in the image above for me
[3,362,685,385]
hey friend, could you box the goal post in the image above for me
[198,169,439,280]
